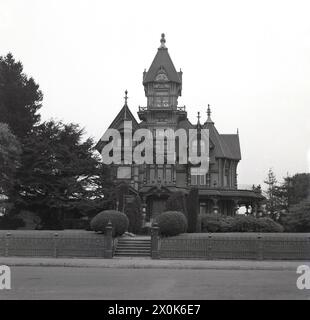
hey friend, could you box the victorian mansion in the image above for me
[97,34,264,220]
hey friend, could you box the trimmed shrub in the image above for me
[0,214,25,230]
[231,216,284,233]
[255,217,284,232]
[200,213,234,233]
[90,210,129,237]
[199,214,284,233]
[155,211,187,237]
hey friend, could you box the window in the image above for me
[191,174,198,185]
[165,166,172,183]
[154,96,169,107]
[150,168,155,182]
[117,167,131,179]
[157,167,164,181]
[190,168,206,186]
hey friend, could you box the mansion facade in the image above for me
[96,34,264,221]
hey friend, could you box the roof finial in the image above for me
[124,90,128,119]
[160,33,166,48]
[124,90,128,106]
[207,104,211,117]
[197,111,201,123]
[206,104,214,124]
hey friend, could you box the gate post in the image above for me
[257,235,263,260]
[151,222,159,259]
[104,221,113,259]
[5,233,11,257]
[53,233,59,258]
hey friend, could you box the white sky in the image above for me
[1,0,310,187]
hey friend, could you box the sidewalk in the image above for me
[0,256,308,270]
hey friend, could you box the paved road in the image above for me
[0,266,309,300]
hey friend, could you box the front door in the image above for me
[151,198,166,221]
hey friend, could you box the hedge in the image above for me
[200,214,284,233]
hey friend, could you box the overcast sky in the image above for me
[1,0,310,187]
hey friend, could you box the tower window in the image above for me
[154,96,169,107]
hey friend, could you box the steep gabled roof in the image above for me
[221,134,241,160]
[108,103,139,130]
[95,102,139,153]
[177,118,195,130]
[204,121,234,159]
[143,34,182,84]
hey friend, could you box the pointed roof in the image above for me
[143,34,182,84]
[95,91,139,152]
[108,90,139,130]
[221,134,241,160]
[203,105,240,160]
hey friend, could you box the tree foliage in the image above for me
[11,120,113,229]
[0,123,22,195]
[0,53,43,138]
[282,199,310,232]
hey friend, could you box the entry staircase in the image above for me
[114,237,151,257]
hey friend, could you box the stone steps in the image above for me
[114,238,151,257]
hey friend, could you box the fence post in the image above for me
[207,234,213,260]
[5,233,11,257]
[104,221,113,259]
[257,235,263,260]
[53,233,59,258]
[151,222,159,259]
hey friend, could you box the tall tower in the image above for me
[138,34,186,129]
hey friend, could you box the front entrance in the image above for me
[151,199,166,219]
[146,197,168,222]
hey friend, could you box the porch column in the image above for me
[141,197,147,226]
[252,202,258,217]
[245,204,250,215]
[233,199,239,216]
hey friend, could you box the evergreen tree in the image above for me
[264,168,279,219]
[12,120,112,229]
[0,123,22,196]
[282,199,310,232]
[0,53,43,138]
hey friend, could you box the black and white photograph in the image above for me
[0,0,310,306]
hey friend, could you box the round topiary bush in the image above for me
[155,211,187,237]
[90,210,129,237]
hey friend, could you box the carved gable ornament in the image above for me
[155,66,169,82]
